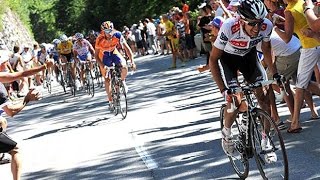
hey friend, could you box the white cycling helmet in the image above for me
[74,32,84,40]
[238,0,267,20]
[60,34,68,42]
[52,39,61,45]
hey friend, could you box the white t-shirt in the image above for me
[256,30,301,57]
[214,17,273,56]
[146,22,157,36]
[215,7,224,17]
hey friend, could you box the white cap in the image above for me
[229,0,240,6]
[0,50,10,64]
[198,3,207,9]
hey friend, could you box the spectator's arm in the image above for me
[274,10,294,43]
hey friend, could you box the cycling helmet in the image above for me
[210,16,224,29]
[60,34,68,42]
[74,32,84,40]
[237,0,267,20]
[39,43,46,49]
[101,21,114,34]
[52,39,61,45]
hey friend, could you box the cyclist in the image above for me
[57,34,76,86]
[73,32,95,88]
[95,21,136,110]
[209,0,280,156]
[36,43,51,86]
[51,39,61,82]
[86,30,98,49]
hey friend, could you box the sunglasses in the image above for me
[104,29,112,34]
[243,19,264,27]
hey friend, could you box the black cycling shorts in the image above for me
[0,131,17,153]
[61,53,73,62]
[219,48,266,87]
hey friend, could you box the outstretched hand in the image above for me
[25,89,41,102]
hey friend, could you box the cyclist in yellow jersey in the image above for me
[274,0,320,133]
[57,34,76,83]
[162,14,185,69]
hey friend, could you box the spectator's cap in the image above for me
[0,43,8,50]
[23,44,30,49]
[229,0,240,6]
[144,18,150,23]
[210,16,225,29]
[39,43,46,49]
[198,3,207,9]
[0,50,10,64]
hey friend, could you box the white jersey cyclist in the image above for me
[214,16,273,56]
[73,38,93,61]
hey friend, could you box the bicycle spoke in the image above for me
[251,108,288,180]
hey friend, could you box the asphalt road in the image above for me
[1,53,320,180]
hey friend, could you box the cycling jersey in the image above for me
[57,41,73,55]
[95,31,125,60]
[95,31,127,67]
[73,39,92,56]
[37,51,49,64]
[214,17,273,56]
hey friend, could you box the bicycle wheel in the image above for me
[60,72,66,93]
[118,81,127,119]
[251,108,288,180]
[88,70,95,97]
[220,104,249,179]
[110,79,118,116]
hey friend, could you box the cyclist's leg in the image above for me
[219,52,243,155]
[113,52,128,81]
[66,53,76,80]
[102,54,113,103]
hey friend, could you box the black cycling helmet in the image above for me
[238,0,267,20]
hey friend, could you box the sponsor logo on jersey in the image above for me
[230,40,248,48]
[249,36,263,47]
[231,22,240,34]
[220,32,228,41]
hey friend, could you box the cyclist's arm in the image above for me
[94,48,104,68]
[122,41,134,64]
[209,46,225,92]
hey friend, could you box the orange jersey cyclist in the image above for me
[95,21,136,110]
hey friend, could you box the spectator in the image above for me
[144,18,159,55]
[185,12,197,60]
[304,0,320,32]
[132,24,145,56]
[0,51,53,180]
[198,4,213,72]
[274,0,320,133]
[20,45,33,89]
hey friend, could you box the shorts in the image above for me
[102,50,127,68]
[219,48,267,87]
[266,49,300,83]
[136,41,143,49]
[0,132,17,153]
[179,37,187,51]
[148,35,156,46]
[78,53,92,61]
[296,46,320,89]
[169,38,179,52]
[185,34,196,50]
[61,53,73,63]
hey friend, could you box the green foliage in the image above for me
[1,0,205,42]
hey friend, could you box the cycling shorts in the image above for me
[61,53,73,63]
[78,53,92,61]
[219,48,267,88]
[102,50,127,68]
[0,131,17,153]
